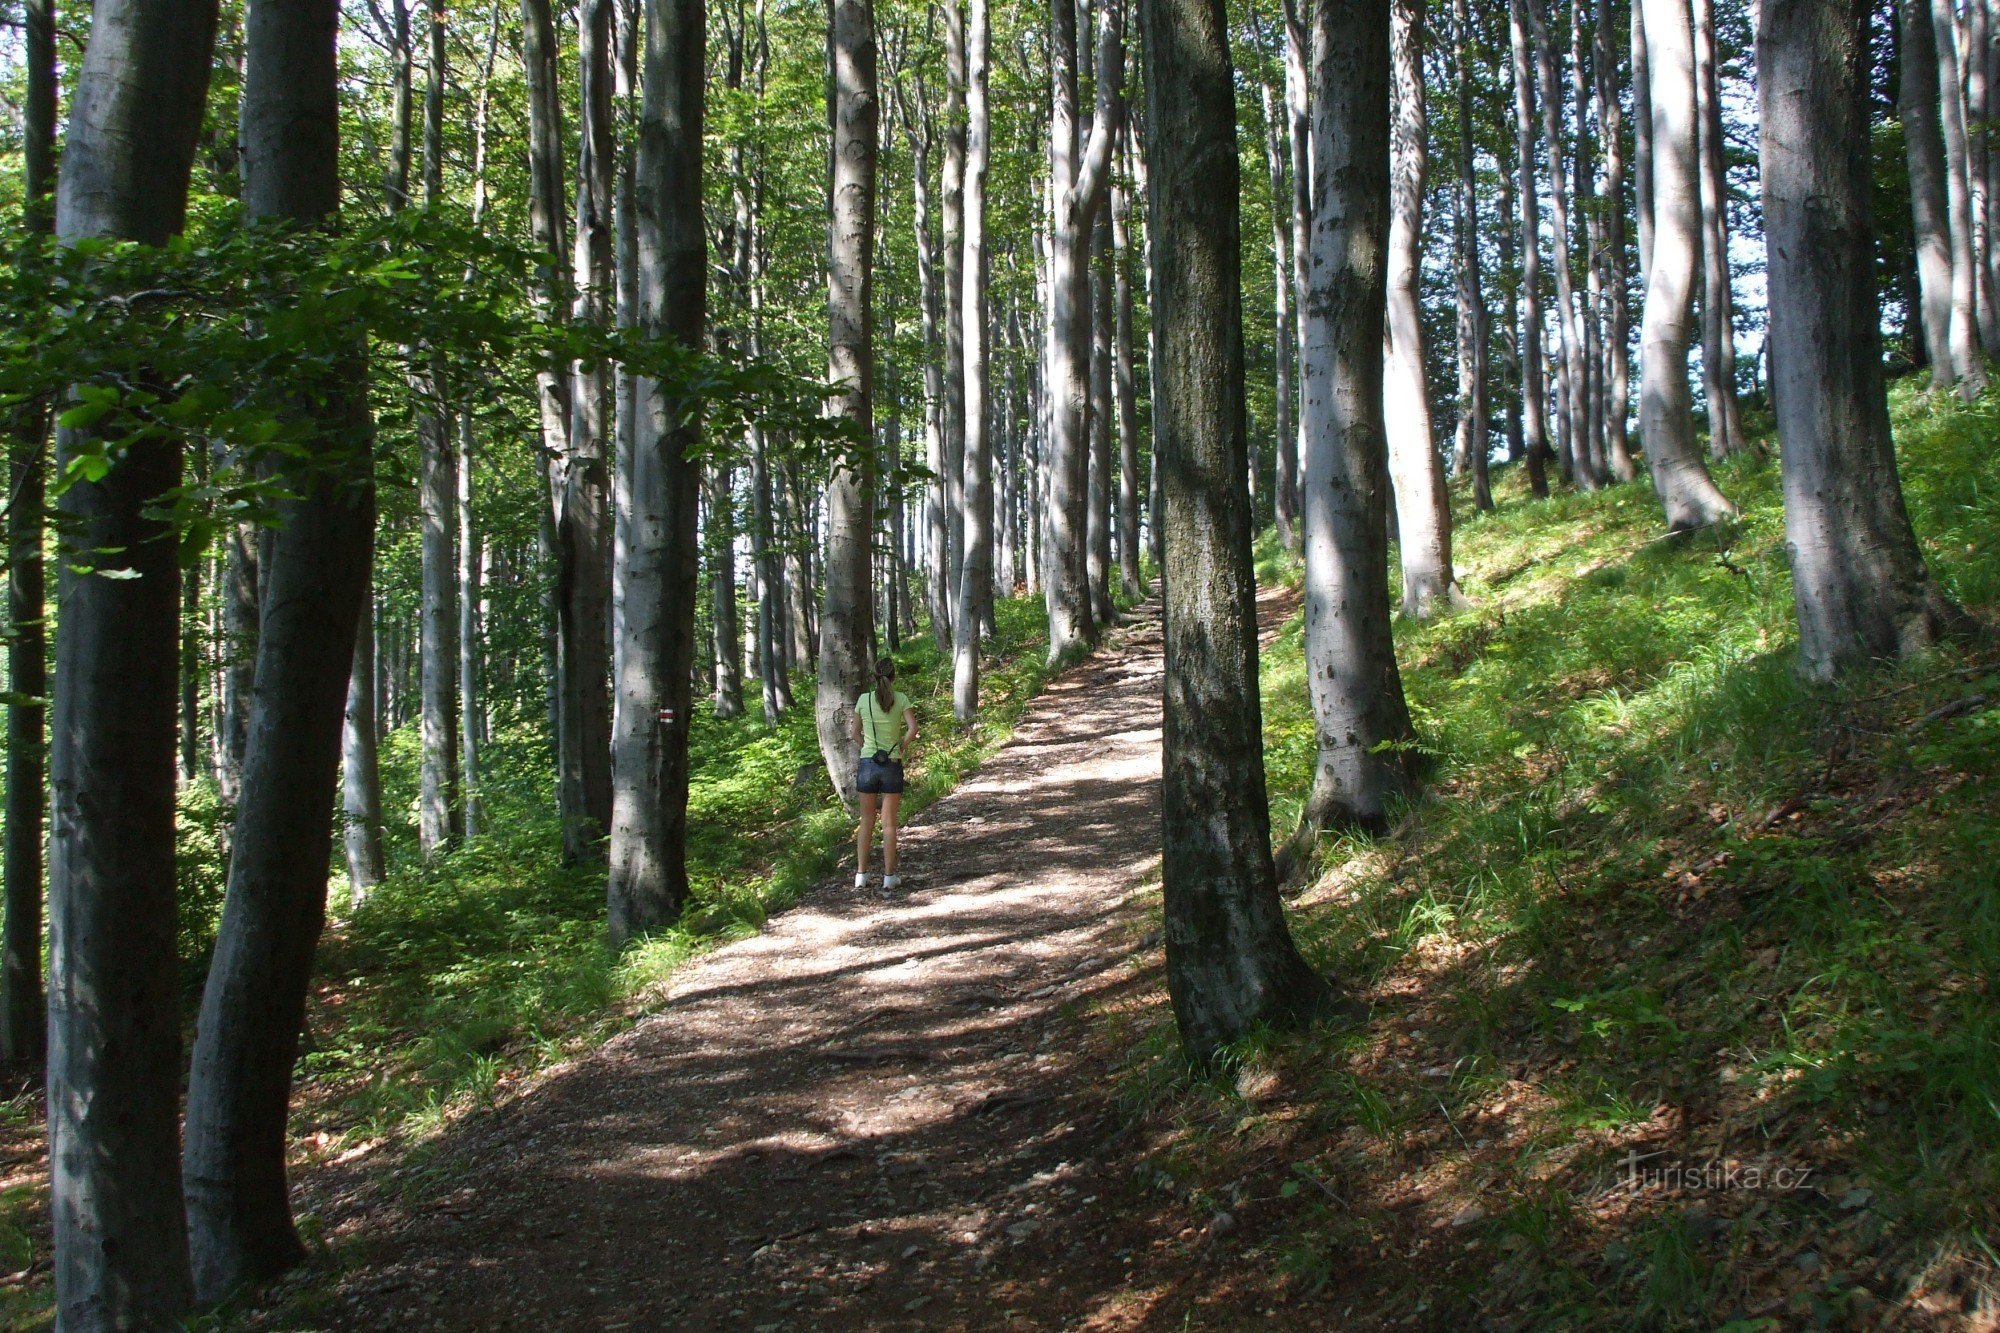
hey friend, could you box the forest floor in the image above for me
[264,589,1294,1330]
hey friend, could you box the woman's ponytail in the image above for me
[873,657,896,712]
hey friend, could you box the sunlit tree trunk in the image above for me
[343,577,386,901]
[1758,0,1970,677]
[1632,0,1654,281]
[710,463,744,717]
[1637,0,1738,529]
[1282,0,1312,548]
[1293,0,1422,854]
[1691,0,1742,458]
[47,3,219,1323]
[609,0,707,942]
[184,0,374,1299]
[1596,0,1637,480]
[1931,0,1989,393]
[1511,0,1552,497]
[943,2,968,612]
[1261,83,1300,550]
[1452,0,1493,511]
[1530,0,1589,487]
[1088,195,1116,624]
[1386,0,1462,616]
[1141,0,1326,1060]
[954,0,992,722]
[814,0,877,805]
[1112,143,1143,600]
[417,0,460,854]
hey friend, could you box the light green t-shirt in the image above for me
[857,690,911,759]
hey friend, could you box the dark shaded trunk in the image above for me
[608,0,707,943]
[1901,0,1958,382]
[1140,0,1327,1061]
[1758,0,1971,677]
[47,3,219,1322]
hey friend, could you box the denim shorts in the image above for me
[856,755,905,795]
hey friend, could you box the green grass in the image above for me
[1114,380,2000,1327]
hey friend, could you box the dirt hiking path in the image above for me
[317,598,1195,1330]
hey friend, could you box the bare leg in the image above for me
[881,793,902,875]
[856,792,879,877]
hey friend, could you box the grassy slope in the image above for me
[0,587,1086,1328]
[1110,382,2000,1328]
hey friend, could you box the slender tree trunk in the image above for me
[1452,0,1493,512]
[609,0,707,943]
[2,0,55,1069]
[458,419,483,838]
[1691,0,1742,458]
[954,0,993,722]
[1042,0,1121,662]
[1638,0,1738,528]
[1758,0,1970,677]
[1292,0,1422,853]
[1633,0,1655,282]
[1931,0,1989,393]
[1140,0,1327,1060]
[1596,0,1638,479]
[942,4,968,617]
[902,99,953,649]
[218,503,260,806]
[1903,0,1960,383]
[1386,0,1463,616]
[1261,84,1301,550]
[184,0,374,1299]
[343,579,386,901]
[1531,0,1591,487]
[1282,0,1312,548]
[815,0,878,805]
[1112,147,1143,599]
[1088,194,1116,624]
[1511,0,1552,497]
[417,0,460,854]
[47,4,219,1323]
[1965,0,2000,350]
[711,463,744,716]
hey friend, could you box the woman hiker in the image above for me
[852,656,918,891]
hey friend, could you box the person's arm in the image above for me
[851,701,864,750]
[902,699,919,755]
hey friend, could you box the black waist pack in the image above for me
[869,749,894,764]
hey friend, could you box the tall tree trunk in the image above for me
[1140,0,1326,1060]
[1596,0,1638,479]
[711,463,745,716]
[1042,0,1121,662]
[558,0,617,856]
[901,95,952,649]
[218,503,260,806]
[2,0,55,1069]
[609,0,707,943]
[815,0,878,805]
[942,2,968,617]
[184,0,374,1299]
[1112,146,1143,599]
[1531,0,1591,487]
[1282,0,1312,548]
[1292,0,1422,852]
[1452,0,1493,512]
[343,581,387,902]
[1758,0,1970,676]
[1637,0,1738,528]
[1088,194,1116,624]
[1691,0,1742,458]
[1261,84,1301,550]
[1511,0,1553,497]
[47,3,219,1323]
[458,420,483,837]
[1965,0,2000,349]
[1386,0,1463,617]
[1930,0,1988,393]
[954,0,993,723]
[1497,160,1527,466]
[417,0,460,854]
[1633,0,1655,281]
[1903,0,1960,383]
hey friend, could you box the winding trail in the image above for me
[320,600,1182,1329]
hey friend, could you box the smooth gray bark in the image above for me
[1282,0,1312,547]
[1633,0,1654,280]
[1758,0,1969,677]
[1901,0,1959,382]
[417,0,459,853]
[1691,0,1743,458]
[47,2,218,1323]
[1141,0,1326,1060]
[608,0,707,943]
[1088,193,1116,625]
[1638,0,1739,528]
[1453,0,1494,512]
[343,585,386,900]
[1262,83,1300,551]
[1530,0,1590,487]
[814,0,877,805]
[953,0,993,723]
[1511,0,1553,497]
[1930,0,1988,393]
[1596,0,1638,480]
[1385,0,1462,617]
[1293,0,1422,850]
[1111,147,1143,601]
[185,1,374,1300]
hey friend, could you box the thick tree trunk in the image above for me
[47,3,219,1323]
[1637,0,1738,529]
[1510,0,1552,497]
[954,0,993,723]
[815,0,877,806]
[1691,0,1742,459]
[1758,0,1970,677]
[1140,0,1327,1060]
[343,586,387,901]
[184,1,374,1300]
[1112,151,1143,600]
[608,0,706,943]
[2,0,55,1069]
[1902,0,1959,383]
[1930,0,1988,393]
[1261,84,1301,550]
[1293,0,1422,850]
[1386,0,1462,617]
[1042,0,1121,662]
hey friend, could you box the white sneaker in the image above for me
[854,872,870,889]
[881,874,900,892]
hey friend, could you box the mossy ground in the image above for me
[1106,382,2000,1328]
